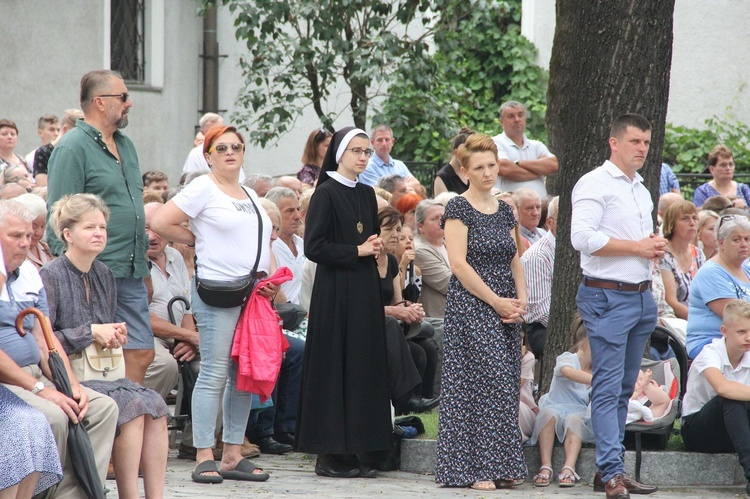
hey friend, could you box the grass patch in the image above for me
[402,411,438,439]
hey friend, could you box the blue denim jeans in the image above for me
[247,334,305,438]
[191,286,252,448]
[576,283,656,482]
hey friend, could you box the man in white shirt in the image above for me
[571,113,667,498]
[514,188,546,245]
[266,187,305,304]
[493,101,557,198]
[521,196,558,359]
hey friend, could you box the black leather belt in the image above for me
[583,276,650,292]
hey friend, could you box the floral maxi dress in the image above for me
[435,196,526,485]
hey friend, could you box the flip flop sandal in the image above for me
[533,465,553,487]
[558,465,580,488]
[191,460,224,484]
[219,458,270,482]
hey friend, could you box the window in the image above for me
[110,0,145,83]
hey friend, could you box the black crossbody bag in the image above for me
[194,187,264,308]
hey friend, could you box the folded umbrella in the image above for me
[16,307,105,499]
[167,296,196,423]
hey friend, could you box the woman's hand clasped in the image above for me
[91,322,128,349]
[492,298,526,324]
[358,235,384,258]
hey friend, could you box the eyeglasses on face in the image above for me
[346,147,374,158]
[209,143,244,154]
[95,93,130,103]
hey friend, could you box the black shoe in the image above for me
[398,395,441,415]
[273,432,295,447]
[314,454,360,478]
[255,436,293,455]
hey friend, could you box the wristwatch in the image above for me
[31,381,45,395]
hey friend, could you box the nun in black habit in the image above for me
[296,127,393,478]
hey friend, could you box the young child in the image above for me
[681,299,750,496]
[627,368,673,423]
[531,314,594,488]
[519,333,539,443]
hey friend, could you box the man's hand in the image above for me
[173,341,198,362]
[38,386,83,424]
[71,383,90,420]
[635,233,668,260]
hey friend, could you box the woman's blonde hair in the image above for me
[662,200,697,240]
[50,194,110,249]
[456,134,498,170]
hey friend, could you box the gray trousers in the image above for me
[4,365,118,499]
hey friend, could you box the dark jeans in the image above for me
[246,334,305,439]
[682,395,750,480]
[522,321,547,359]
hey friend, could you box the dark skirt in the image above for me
[82,378,169,429]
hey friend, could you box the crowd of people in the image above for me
[3,67,750,499]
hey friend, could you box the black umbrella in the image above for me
[167,296,196,425]
[16,307,106,499]
[402,261,421,303]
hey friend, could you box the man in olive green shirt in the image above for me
[46,70,154,383]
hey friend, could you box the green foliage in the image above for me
[204,0,452,147]
[373,0,548,163]
[663,116,750,174]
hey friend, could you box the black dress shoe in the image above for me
[314,454,360,478]
[398,395,441,415]
[273,432,295,447]
[594,472,658,494]
[255,436,293,455]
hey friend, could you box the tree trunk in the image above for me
[540,0,675,393]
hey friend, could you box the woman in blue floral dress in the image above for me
[435,134,528,491]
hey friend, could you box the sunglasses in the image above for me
[209,143,244,154]
[716,214,750,233]
[95,93,129,103]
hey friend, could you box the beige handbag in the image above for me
[69,342,125,381]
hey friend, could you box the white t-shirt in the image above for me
[492,132,553,197]
[173,175,271,280]
[182,145,246,181]
[681,336,750,418]
[272,234,305,305]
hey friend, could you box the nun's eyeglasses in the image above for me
[347,147,374,158]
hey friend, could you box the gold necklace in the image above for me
[468,189,493,212]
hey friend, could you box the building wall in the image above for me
[520,0,750,128]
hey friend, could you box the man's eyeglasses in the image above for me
[209,143,244,154]
[95,93,129,103]
[347,147,374,158]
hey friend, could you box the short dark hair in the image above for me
[377,206,403,230]
[142,170,169,186]
[37,114,59,129]
[0,119,18,134]
[610,113,651,139]
[451,127,475,151]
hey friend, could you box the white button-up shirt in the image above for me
[571,160,653,284]
[272,234,306,305]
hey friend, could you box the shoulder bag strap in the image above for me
[241,186,264,276]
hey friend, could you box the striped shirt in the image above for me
[521,230,555,326]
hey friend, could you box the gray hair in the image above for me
[547,196,560,220]
[716,215,750,242]
[257,198,280,222]
[498,100,525,119]
[199,113,223,134]
[370,124,393,137]
[13,193,47,219]
[265,187,297,206]
[3,166,28,183]
[378,174,404,194]
[415,199,443,225]
[433,191,458,207]
[243,173,274,190]
[0,200,35,227]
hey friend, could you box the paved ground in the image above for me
[107,449,746,498]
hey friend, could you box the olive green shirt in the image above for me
[46,120,149,279]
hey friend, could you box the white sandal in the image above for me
[558,465,580,487]
[533,465,553,487]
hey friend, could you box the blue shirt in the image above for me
[359,154,413,186]
[0,261,49,367]
[686,260,750,358]
[659,163,680,196]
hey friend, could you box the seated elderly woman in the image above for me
[686,213,750,359]
[378,207,440,415]
[414,200,451,319]
[693,145,750,208]
[659,200,705,320]
[13,193,54,269]
[40,194,169,499]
